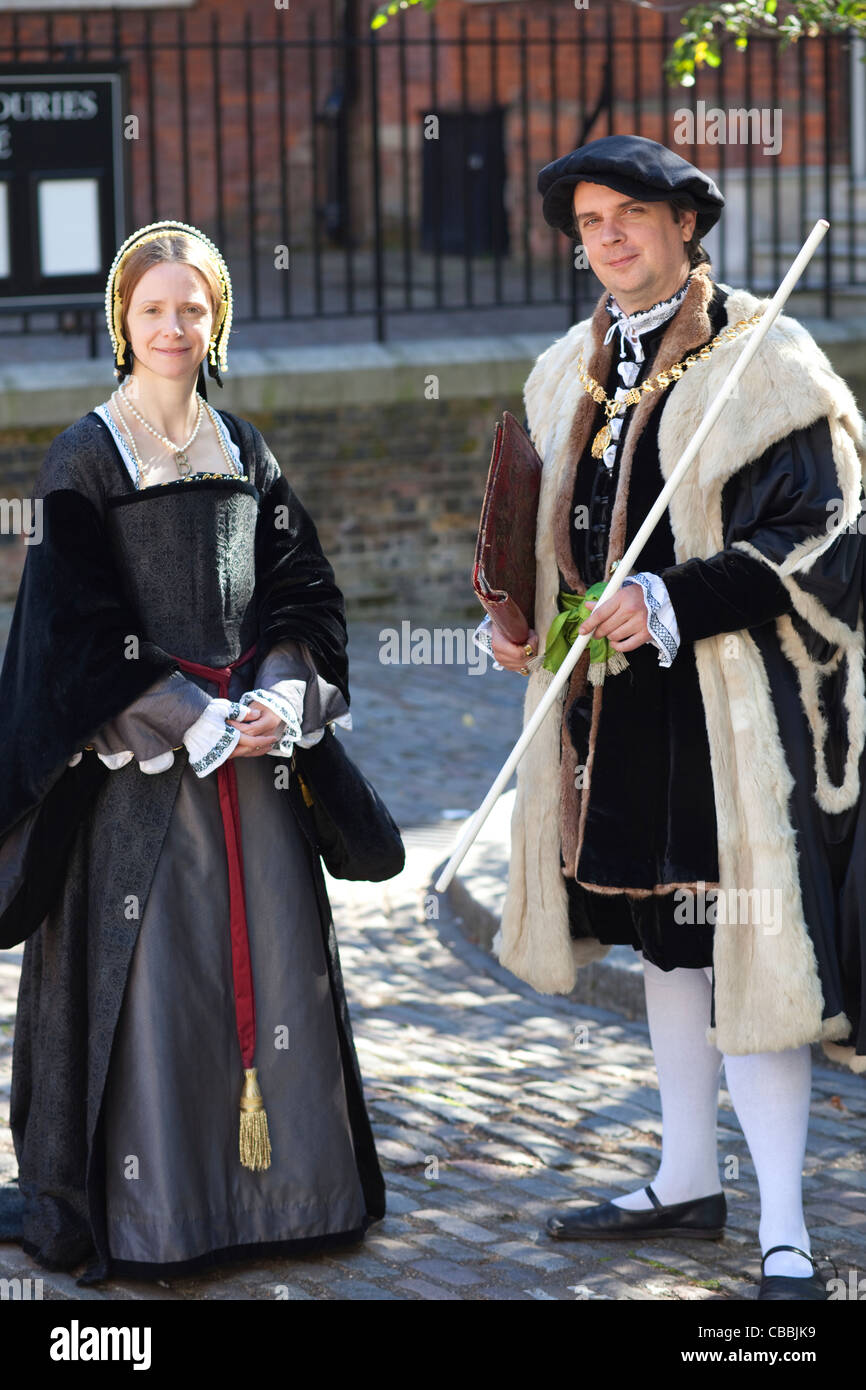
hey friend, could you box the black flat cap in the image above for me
[538,135,724,238]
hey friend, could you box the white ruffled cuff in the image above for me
[622,572,680,667]
[294,708,353,749]
[181,698,255,777]
[239,680,352,751]
[66,747,181,775]
[65,679,353,777]
[237,684,303,755]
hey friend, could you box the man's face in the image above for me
[572,181,696,313]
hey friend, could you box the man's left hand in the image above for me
[579,585,651,651]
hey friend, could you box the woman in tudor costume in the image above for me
[0,221,387,1284]
[478,137,866,1301]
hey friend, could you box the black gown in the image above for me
[0,407,386,1282]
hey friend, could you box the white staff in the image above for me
[435,218,830,894]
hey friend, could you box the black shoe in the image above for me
[545,1184,726,1241]
[758,1245,833,1301]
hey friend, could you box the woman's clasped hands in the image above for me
[225,700,287,758]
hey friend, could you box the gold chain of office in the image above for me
[577,310,765,459]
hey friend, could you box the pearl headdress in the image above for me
[104,219,232,384]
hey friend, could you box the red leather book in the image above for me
[472,410,543,646]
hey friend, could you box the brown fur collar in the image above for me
[553,264,716,591]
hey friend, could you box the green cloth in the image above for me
[542,581,630,684]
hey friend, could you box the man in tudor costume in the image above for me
[482,136,866,1301]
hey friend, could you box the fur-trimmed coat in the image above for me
[499,266,866,1067]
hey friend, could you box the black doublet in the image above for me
[563,291,730,969]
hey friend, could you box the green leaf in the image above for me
[370,0,428,28]
[765,0,777,14]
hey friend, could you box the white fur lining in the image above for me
[734,543,866,815]
[501,288,866,1063]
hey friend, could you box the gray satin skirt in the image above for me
[100,752,367,1266]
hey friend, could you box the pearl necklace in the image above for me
[111,388,239,488]
[119,380,204,475]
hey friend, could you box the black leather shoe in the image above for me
[758,1245,831,1301]
[545,1184,726,1241]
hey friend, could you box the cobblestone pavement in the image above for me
[1,620,866,1302]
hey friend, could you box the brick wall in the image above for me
[0,399,503,622]
[246,399,499,617]
[1,0,847,259]
[2,324,863,625]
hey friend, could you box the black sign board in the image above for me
[0,62,126,309]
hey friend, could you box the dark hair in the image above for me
[571,193,710,269]
[667,195,711,268]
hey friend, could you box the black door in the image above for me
[421,106,508,256]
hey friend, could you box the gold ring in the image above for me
[519,665,530,676]
[523,643,534,658]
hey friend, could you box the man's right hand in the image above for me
[490,626,540,673]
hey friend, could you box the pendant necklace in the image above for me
[118,380,203,475]
[111,388,237,487]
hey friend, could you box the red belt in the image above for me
[171,643,258,1069]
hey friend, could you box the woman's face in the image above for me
[124,260,215,381]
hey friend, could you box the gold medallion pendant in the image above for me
[591,425,612,459]
[576,309,764,463]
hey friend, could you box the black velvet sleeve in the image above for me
[253,639,350,736]
[0,487,187,842]
[659,417,840,644]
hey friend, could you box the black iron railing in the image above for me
[0,3,862,355]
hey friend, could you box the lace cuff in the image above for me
[181,698,255,778]
[239,684,351,750]
[472,615,504,671]
[237,685,303,756]
[621,572,680,667]
[244,638,352,750]
[66,668,213,775]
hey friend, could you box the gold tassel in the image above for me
[587,648,630,687]
[239,1067,272,1170]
